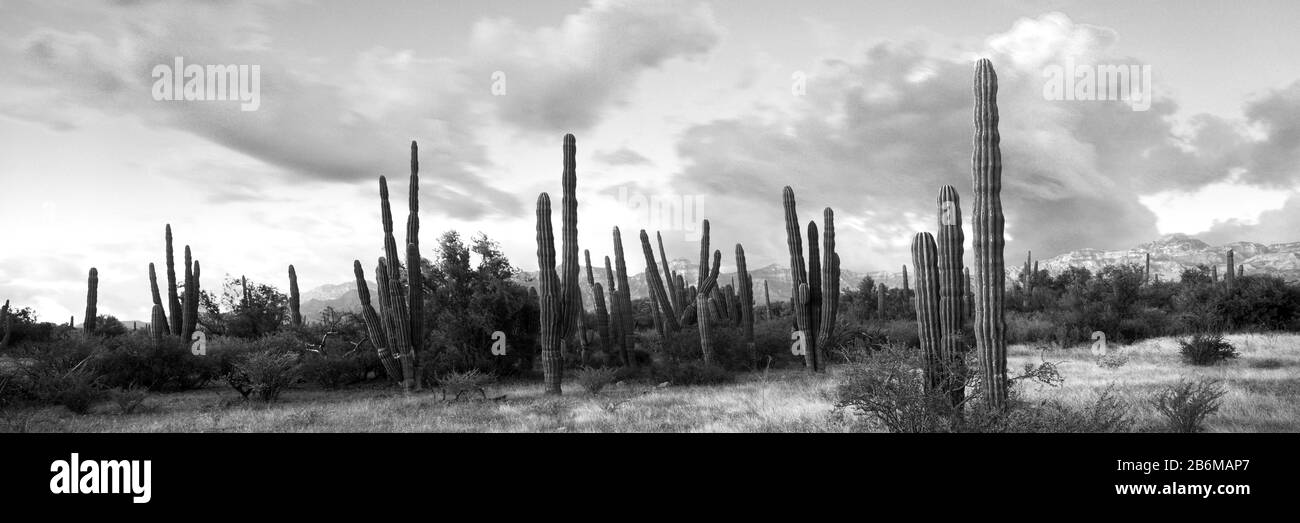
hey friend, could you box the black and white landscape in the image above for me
[3,0,1300,434]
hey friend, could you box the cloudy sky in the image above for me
[3,0,1300,322]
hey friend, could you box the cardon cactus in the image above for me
[182,256,200,342]
[353,141,426,390]
[971,58,1008,409]
[877,282,887,319]
[150,303,166,344]
[612,227,635,365]
[603,255,624,359]
[736,244,756,367]
[83,268,98,334]
[640,230,682,332]
[535,134,583,394]
[165,225,182,336]
[695,246,723,365]
[406,142,425,363]
[1225,249,1235,291]
[0,300,10,350]
[288,265,302,326]
[936,185,967,406]
[148,262,168,333]
[586,250,612,352]
[1145,252,1151,283]
[782,187,839,372]
[763,280,772,320]
[911,233,942,392]
[353,260,401,381]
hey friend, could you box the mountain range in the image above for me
[297,233,1300,319]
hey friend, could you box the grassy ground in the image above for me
[3,332,1298,432]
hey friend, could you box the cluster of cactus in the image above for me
[782,186,839,372]
[288,265,302,326]
[353,142,425,391]
[146,224,201,344]
[910,185,968,406]
[584,250,613,355]
[640,221,730,365]
[971,58,1009,410]
[533,134,583,394]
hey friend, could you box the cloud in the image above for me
[662,13,1300,270]
[593,147,653,166]
[469,0,722,133]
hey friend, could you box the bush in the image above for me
[573,366,619,395]
[94,335,216,392]
[1151,379,1227,433]
[226,351,301,402]
[962,386,1133,433]
[299,353,368,389]
[834,342,953,433]
[1178,333,1238,366]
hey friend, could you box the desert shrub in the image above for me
[573,366,619,395]
[1150,379,1227,433]
[752,319,804,369]
[1178,333,1238,366]
[93,336,216,391]
[834,342,953,433]
[226,350,301,402]
[109,385,148,414]
[437,368,496,400]
[962,386,1133,433]
[650,360,732,386]
[299,353,368,389]
[22,364,103,415]
[1212,275,1300,330]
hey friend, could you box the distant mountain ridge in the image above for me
[298,234,1300,317]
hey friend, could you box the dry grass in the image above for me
[1010,332,1300,432]
[5,332,1298,432]
[3,368,851,433]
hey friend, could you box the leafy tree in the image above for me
[199,276,288,338]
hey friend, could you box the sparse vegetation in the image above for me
[1179,333,1239,366]
[1150,379,1228,433]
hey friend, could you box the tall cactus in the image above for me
[763,280,772,320]
[782,187,838,372]
[640,230,682,332]
[1145,252,1151,284]
[972,58,1008,410]
[353,260,401,381]
[182,254,200,343]
[84,268,98,334]
[936,186,967,406]
[148,263,168,333]
[406,141,424,363]
[1225,249,1235,291]
[736,244,756,367]
[535,134,582,394]
[902,265,909,293]
[0,300,10,350]
[877,282,887,319]
[585,250,612,352]
[288,265,302,326]
[612,227,635,365]
[695,247,722,365]
[911,233,942,392]
[603,255,624,360]
[165,225,182,336]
